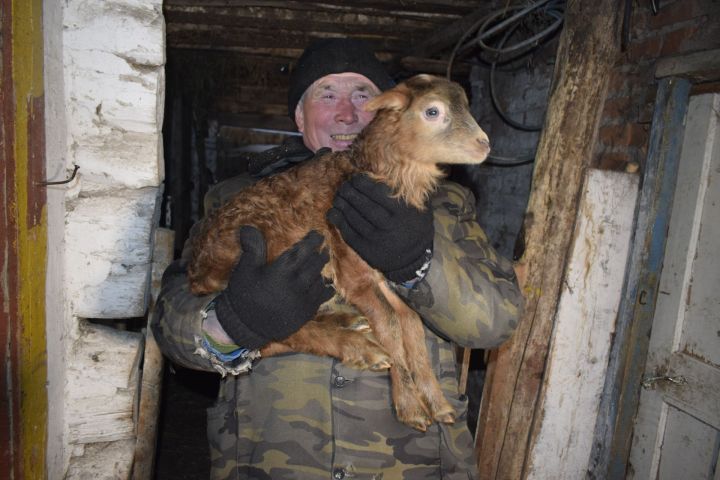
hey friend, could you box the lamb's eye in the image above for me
[425,107,439,118]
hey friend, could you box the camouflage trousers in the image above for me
[207,331,479,480]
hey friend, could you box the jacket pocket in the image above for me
[439,394,480,479]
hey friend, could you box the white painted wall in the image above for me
[43,0,165,476]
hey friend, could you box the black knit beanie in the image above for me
[287,38,395,118]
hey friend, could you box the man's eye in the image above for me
[425,107,440,118]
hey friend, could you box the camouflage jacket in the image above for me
[151,165,523,479]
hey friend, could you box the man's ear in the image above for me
[363,85,410,113]
[294,103,305,133]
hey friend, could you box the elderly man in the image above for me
[152,38,523,480]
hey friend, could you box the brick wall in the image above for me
[463,36,558,257]
[462,0,719,256]
[594,0,720,171]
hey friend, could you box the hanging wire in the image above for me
[446,0,566,166]
[485,152,536,167]
[476,2,564,56]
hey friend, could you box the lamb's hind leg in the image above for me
[378,282,456,424]
[261,309,392,371]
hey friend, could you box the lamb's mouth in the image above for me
[331,134,358,141]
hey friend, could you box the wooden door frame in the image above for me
[1,0,48,478]
[590,49,720,479]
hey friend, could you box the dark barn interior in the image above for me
[155,1,561,478]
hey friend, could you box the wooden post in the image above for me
[474,2,622,478]
[133,227,175,480]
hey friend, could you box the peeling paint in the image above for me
[2,0,49,477]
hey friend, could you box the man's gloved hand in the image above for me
[214,226,334,349]
[327,174,434,284]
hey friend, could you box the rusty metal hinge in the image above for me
[641,375,687,389]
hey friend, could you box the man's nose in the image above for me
[334,97,358,124]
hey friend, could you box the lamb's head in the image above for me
[363,74,491,166]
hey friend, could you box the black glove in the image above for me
[214,226,333,349]
[327,174,434,283]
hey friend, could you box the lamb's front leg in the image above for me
[260,308,392,371]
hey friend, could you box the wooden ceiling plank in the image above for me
[164,4,459,26]
[169,45,303,59]
[166,26,419,54]
[164,11,440,36]
[164,0,476,16]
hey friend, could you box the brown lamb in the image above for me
[188,74,491,431]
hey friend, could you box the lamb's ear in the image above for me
[364,85,410,113]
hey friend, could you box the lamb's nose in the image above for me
[477,138,490,148]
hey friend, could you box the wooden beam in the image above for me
[166,23,422,54]
[163,0,477,16]
[655,48,720,83]
[474,2,622,478]
[163,5,446,31]
[133,228,175,480]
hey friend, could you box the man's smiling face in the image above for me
[294,73,381,152]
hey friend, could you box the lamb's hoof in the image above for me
[434,410,456,425]
[398,411,433,432]
[346,317,372,333]
[370,359,392,371]
[423,393,456,425]
[331,312,372,333]
[341,340,392,371]
[396,403,433,432]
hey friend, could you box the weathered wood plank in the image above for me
[164,0,477,16]
[66,322,144,444]
[65,187,161,318]
[65,0,164,189]
[587,77,692,479]
[475,2,622,478]
[166,23,422,54]
[525,169,638,479]
[66,440,136,480]
[164,5,445,30]
[655,48,720,82]
[624,92,719,479]
[133,228,175,480]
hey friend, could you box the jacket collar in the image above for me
[248,137,314,178]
